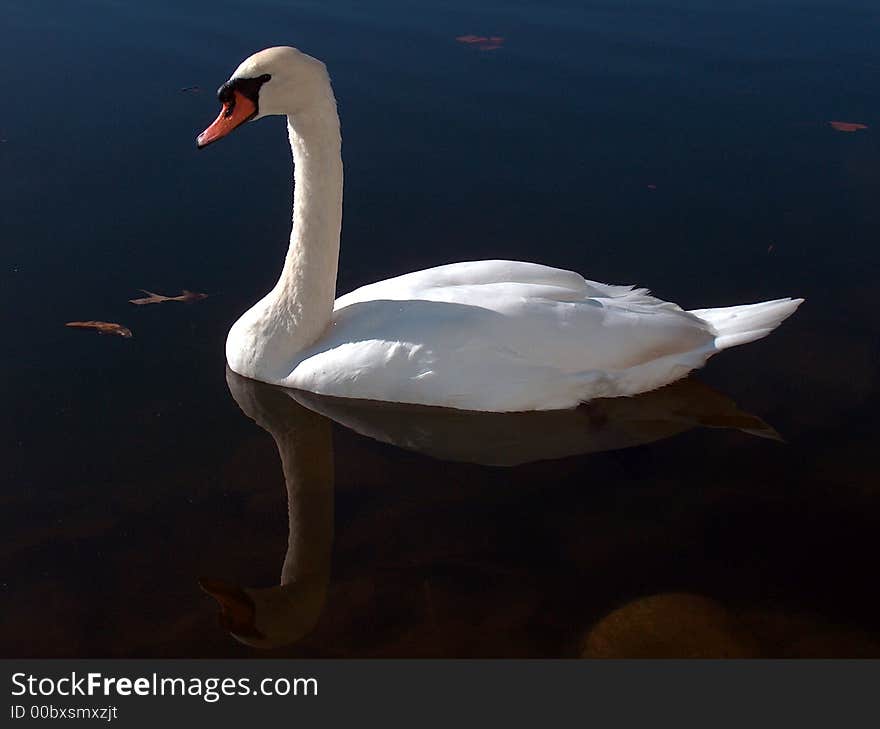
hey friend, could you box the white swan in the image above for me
[197,46,803,412]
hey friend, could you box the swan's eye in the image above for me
[217,83,234,104]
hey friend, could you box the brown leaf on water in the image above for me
[456,35,505,51]
[829,121,868,132]
[129,290,170,305]
[129,289,209,305]
[65,321,132,338]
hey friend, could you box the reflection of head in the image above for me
[199,579,260,641]
[200,574,330,650]
[200,370,334,650]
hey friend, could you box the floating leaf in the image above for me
[66,321,132,338]
[829,121,868,132]
[456,35,505,51]
[129,289,209,305]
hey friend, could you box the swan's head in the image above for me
[196,46,331,149]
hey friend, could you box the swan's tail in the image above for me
[689,298,804,350]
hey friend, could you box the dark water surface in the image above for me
[3,0,879,656]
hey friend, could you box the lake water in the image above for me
[3,0,879,657]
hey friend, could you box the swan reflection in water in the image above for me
[201,369,778,649]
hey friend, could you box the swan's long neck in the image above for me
[278,104,342,322]
[258,93,343,371]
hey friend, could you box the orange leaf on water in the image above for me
[65,321,133,338]
[829,121,868,132]
[456,35,505,51]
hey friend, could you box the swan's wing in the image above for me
[335,259,642,308]
[280,261,717,411]
[334,259,711,369]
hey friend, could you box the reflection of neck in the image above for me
[247,393,334,644]
[263,99,343,369]
[224,372,334,647]
[274,401,334,588]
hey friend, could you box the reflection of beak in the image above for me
[196,91,257,149]
[198,577,262,638]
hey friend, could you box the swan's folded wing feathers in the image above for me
[335,260,592,308]
[335,259,681,316]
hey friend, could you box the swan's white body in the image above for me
[212,47,802,413]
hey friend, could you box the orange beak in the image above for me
[196,91,257,149]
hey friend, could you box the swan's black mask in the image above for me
[217,74,271,118]
[196,73,271,149]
